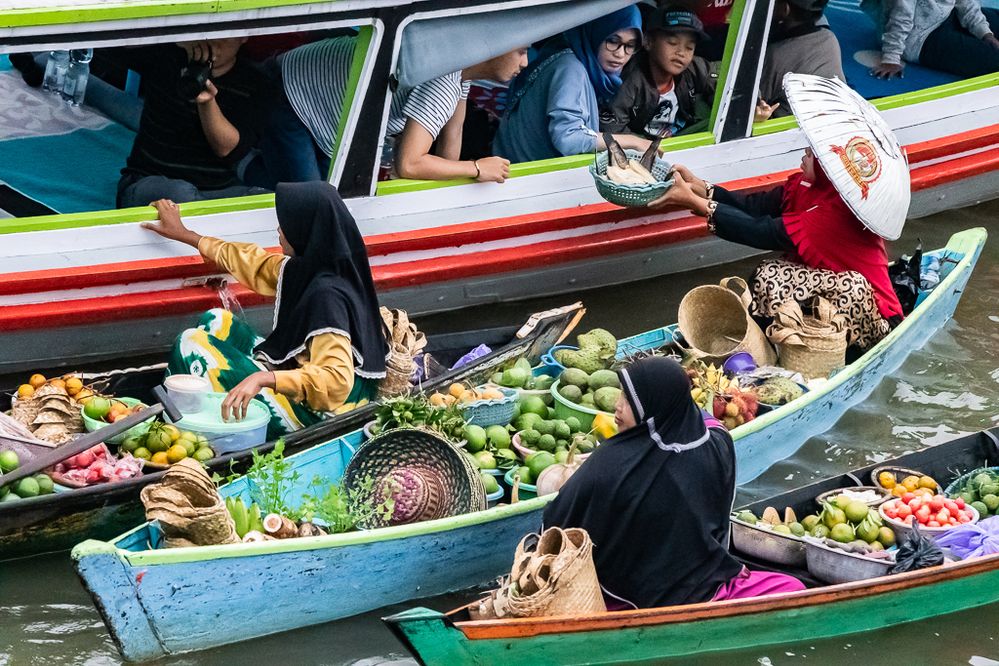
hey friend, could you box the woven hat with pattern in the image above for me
[341,427,486,529]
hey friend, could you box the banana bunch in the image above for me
[687,362,740,405]
[225,496,264,539]
[606,159,658,186]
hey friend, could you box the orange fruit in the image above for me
[166,444,188,464]
[878,471,896,489]
[918,475,937,490]
[448,383,465,399]
[64,377,84,395]
[49,379,66,390]
[429,393,447,407]
[151,452,169,465]
[28,374,46,389]
[16,384,35,399]
[74,388,95,403]
[892,485,906,497]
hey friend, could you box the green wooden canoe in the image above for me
[385,428,999,664]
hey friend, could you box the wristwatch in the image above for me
[705,199,719,233]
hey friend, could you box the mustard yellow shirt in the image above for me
[198,236,355,411]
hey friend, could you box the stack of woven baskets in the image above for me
[767,297,849,379]
[378,307,427,398]
[140,458,239,548]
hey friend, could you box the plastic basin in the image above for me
[163,374,212,414]
[81,397,154,446]
[171,392,269,455]
[503,467,537,500]
[549,379,613,432]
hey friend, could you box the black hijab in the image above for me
[543,357,742,608]
[254,182,388,380]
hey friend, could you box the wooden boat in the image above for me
[0,304,582,560]
[2,0,998,373]
[385,426,999,665]
[72,228,984,661]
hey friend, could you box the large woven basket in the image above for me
[507,527,606,617]
[589,149,673,207]
[341,427,485,529]
[767,297,848,379]
[678,277,777,367]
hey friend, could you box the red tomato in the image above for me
[902,492,916,504]
[938,508,951,521]
[928,520,941,527]
[74,450,95,468]
[945,500,960,514]
[897,503,912,518]
[959,513,972,523]
[904,516,914,525]
[956,497,966,509]
[885,507,898,519]
[929,497,945,512]
[916,505,932,520]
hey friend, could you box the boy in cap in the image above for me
[601,6,719,139]
[757,0,844,120]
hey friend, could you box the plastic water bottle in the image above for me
[62,48,93,106]
[42,50,69,93]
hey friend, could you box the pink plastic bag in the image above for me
[934,516,999,560]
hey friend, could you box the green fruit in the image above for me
[537,434,557,452]
[587,369,621,390]
[520,396,548,417]
[547,407,556,419]
[984,494,999,512]
[565,416,582,433]
[494,448,518,468]
[474,451,497,470]
[982,484,999,498]
[513,466,533,485]
[83,396,111,421]
[490,372,504,385]
[0,450,19,473]
[534,374,554,391]
[877,526,896,548]
[810,524,830,538]
[801,515,820,531]
[735,510,757,525]
[593,387,621,412]
[1,493,19,503]
[501,367,529,388]
[553,421,571,440]
[832,494,853,511]
[480,473,500,494]
[971,500,989,516]
[960,491,976,504]
[121,435,141,453]
[514,357,533,374]
[514,413,543,432]
[561,368,590,390]
[464,425,487,453]
[486,425,511,450]
[973,473,994,490]
[14,477,39,498]
[526,452,556,480]
[536,420,556,436]
[869,540,885,552]
[34,474,54,495]
[554,449,569,464]
[194,447,214,462]
[133,447,152,461]
[772,524,792,535]
[521,429,541,447]
[580,393,595,408]
[559,384,583,404]
[830,523,855,543]
[856,518,880,543]
[822,504,847,529]
[463,451,480,469]
[181,439,197,457]
[844,500,870,524]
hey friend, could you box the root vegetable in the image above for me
[263,513,298,539]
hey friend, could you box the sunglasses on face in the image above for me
[604,36,640,55]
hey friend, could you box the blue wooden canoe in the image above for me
[72,228,986,661]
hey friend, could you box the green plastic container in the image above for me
[549,380,612,432]
[80,397,154,446]
[171,392,270,455]
[503,468,537,500]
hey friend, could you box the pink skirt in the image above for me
[711,566,806,602]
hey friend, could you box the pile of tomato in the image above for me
[881,493,976,528]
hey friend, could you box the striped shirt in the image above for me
[280,36,469,157]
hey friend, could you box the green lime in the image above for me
[830,523,855,543]
[194,447,215,462]
[474,451,497,470]
[486,425,511,450]
[132,447,152,461]
[34,474,54,495]
[0,450,19,473]
[480,473,500,494]
[15,477,39,498]
[464,425,487,453]
[513,465,533,485]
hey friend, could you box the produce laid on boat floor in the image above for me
[0,450,55,502]
[51,443,143,487]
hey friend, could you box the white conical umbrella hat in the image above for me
[783,73,910,241]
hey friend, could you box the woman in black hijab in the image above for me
[145,182,388,437]
[543,356,802,609]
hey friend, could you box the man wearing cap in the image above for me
[602,6,719,139]
[757,0,844,120]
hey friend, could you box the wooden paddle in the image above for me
[0,386,182,487]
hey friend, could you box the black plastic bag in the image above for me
[889,522,944,574]
[888,241,922,315]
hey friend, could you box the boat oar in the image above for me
[0,386,182,488]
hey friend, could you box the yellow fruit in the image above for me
[429,393,447,407]
[459,390,478,403]
[160,424,181,442]
[166,444,188,464]
[892,485,907,497]
[151,452,169,465]
[28,374,46,389]
[878,471,896,489]
[74,388,95,403]
[901,475,920,492]
[918,475,937,490]
[146,430,173,453]
[16,384,35,399]
[448,383,465,399]
[64,377,84,395]
[49,379,66,390]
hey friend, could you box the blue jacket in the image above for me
[493,51,600,163]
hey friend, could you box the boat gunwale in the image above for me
[449,549,999,640]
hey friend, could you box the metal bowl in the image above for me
[804,538,894,584]
[814,486,891,508]
[878,500,979,543]
[730,517,806,567]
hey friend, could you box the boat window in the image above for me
[749,0,999,137]
[0,21,378,224]
[376,0,747,196]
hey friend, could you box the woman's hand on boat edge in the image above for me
[222,371,275,422]
[142,200,204,248]
[647,167,710,216]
